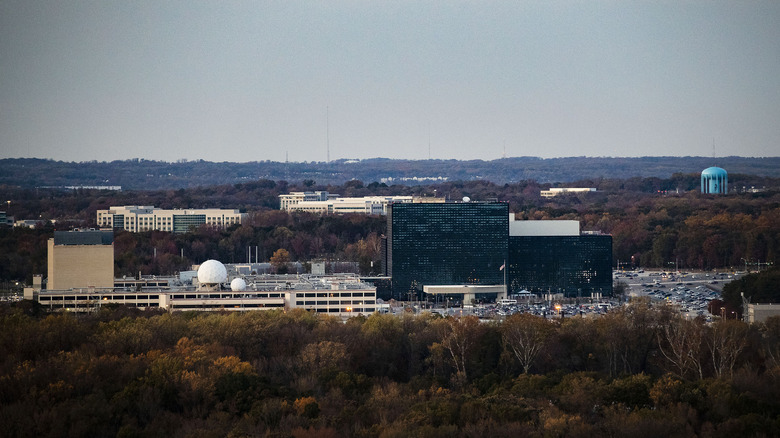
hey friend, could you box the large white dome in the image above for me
[230,277,247,291]
[198,260,227,284]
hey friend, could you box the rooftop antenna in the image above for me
[425,121,431,160]
[326,106,330,163]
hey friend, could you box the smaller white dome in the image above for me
[197,259,227,284]
[230,278,247,291]
[462,196,471,202]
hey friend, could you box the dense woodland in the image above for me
[2,301,780,437]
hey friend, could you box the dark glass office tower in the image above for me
[508,234,613,297]
[387,202,509,298]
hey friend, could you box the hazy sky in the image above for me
[2,1,779,163]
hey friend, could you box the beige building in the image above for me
[97,206,246,233]
[47,230,114,290]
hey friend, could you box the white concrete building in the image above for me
[423,285,507,305]
[278,191,335,210]
[30,266,377,318]
[279,192,415,215]
[97,206,246,233]
[540,188,596,198]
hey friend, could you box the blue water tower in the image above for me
[701,167,728,194]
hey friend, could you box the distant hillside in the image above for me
[1,156,778,190]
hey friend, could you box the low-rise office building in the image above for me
[0,211,12,226]
[279,191,417,215]
[540,188,597,198]
[279,191,336,210]
[97,206,246,233]
[30,258,378,317]
[745,303,780,324]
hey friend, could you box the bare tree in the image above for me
[657,316,705,380]
[761,316,780,369]
[707,320,748,378]
[501,313,551,374]
[441,316,483,382]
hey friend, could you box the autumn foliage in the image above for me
[3,301,780,437]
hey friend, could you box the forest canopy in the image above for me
[2,302,780,437]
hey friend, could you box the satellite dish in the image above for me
[462,196,471,202]
[198,259,228,284]
[231,277,247,291]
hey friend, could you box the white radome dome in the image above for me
[230,278,247,291]
[197,259,227,284]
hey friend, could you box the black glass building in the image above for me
[386,202,508,298]
[507,234,613,297]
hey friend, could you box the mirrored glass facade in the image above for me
[507,234,613,297]
[387,202,508,297]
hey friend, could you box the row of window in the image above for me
[39,295,158,301]
[171,303,284,309]
[296,300,375,306]
[40,302,159,308]
[171,293,283,299]
[308,307,376,313]
[298,292,374,298]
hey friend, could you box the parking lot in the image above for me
[617,270,743,320]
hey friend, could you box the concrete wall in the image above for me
[47,239,114,290]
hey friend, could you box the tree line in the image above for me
[4,157,780,189]
[2,300,780,437]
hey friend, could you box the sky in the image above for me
[1,1,779,163]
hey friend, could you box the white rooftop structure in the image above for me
[509,215,580,237]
